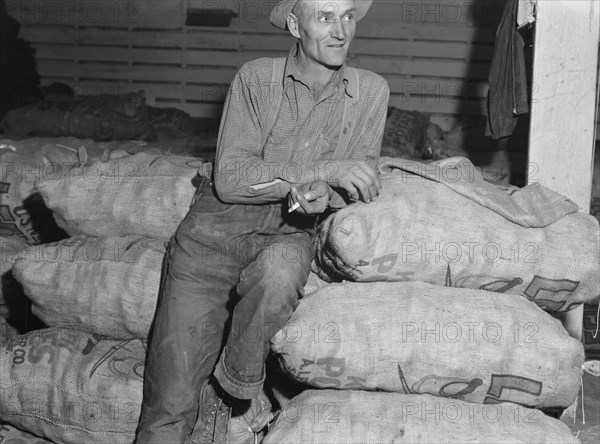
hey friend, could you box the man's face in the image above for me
[291,0,357,69]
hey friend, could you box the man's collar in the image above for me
[284,44,356,98]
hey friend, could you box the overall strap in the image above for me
[261,59,359,160]
[332,66,360,159]
[261,57,287,148]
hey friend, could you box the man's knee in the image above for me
[237,243,308,302]
[258,243,308,286]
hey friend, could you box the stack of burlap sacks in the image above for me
[0,150,208,443]
[1,137,111,326]
[0,152,598,443]
[264,158,599,443]
[0,137,208,321]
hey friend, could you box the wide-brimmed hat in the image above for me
[270,0,373,30]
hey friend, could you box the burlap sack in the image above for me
[1,236,27,288]
[0,317,19,346]
[303,271,330,295]
[1,92,150,141]
[12,235,166,340]
[35,152,206,238]
[315,157,600,312]
[0,236,28,317]
[0,137,102,243]
[263,390,579,444]
[0,327,144,444]
[12,236,323,341]
[381,108,430,159]
[0,422,53,443]
[271,281,584,408]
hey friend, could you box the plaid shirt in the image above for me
[215,44,389,208]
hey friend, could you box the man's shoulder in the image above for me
[237,57,284,81]
[350,67,389,95]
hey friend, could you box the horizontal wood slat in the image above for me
[30,38,494,64]
[34,54,490,82]
[9,0,500,38]
[20,26,494,59]
[6,0,185,29]
[36,61,239,84]
[38,77,487,103]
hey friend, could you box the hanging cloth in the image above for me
[485,0,529,140]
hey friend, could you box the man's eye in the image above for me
[343,13,354,22]
[318,15,332,23]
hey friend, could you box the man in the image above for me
[136,1,389,442]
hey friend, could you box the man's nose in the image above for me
[330,20,345,39]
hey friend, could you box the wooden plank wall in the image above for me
[2,0,544,132]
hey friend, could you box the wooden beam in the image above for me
[527,0,600,339]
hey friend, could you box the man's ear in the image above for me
[287,13,301,39]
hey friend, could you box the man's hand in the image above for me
[323,160,381,203]
[287,181,332,215]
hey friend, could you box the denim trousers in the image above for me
[136,177,314,443]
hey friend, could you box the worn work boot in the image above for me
[188,379,232,444]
